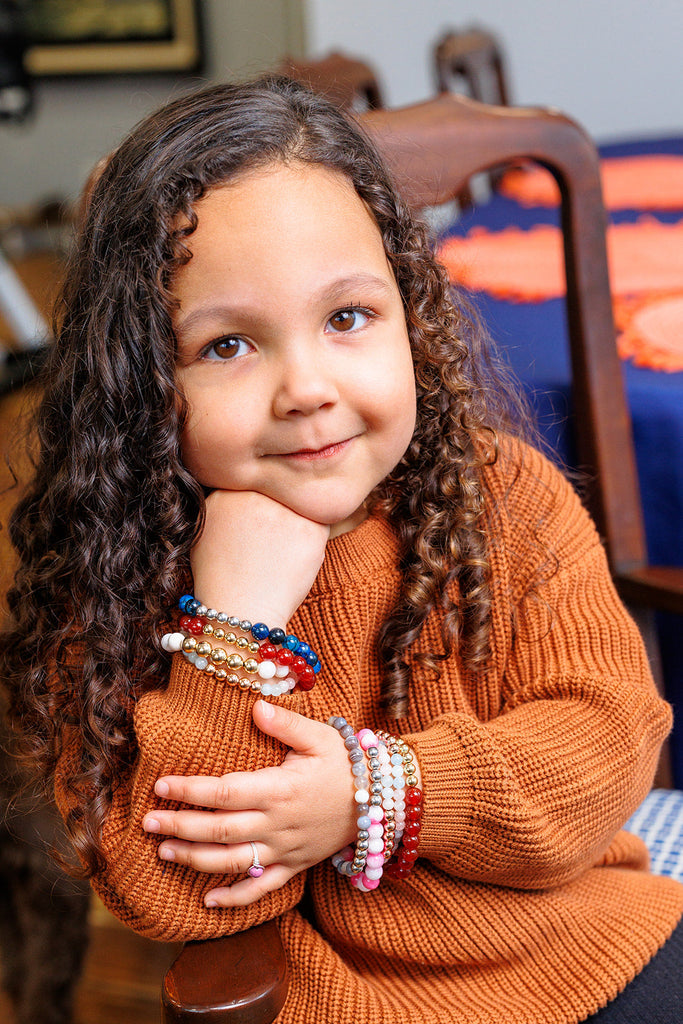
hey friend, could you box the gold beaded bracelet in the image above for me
[175,635,298,697]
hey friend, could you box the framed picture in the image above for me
[23,0,204,77]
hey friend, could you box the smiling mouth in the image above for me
[279,438,354,461]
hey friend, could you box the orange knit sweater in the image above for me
[75,442,683,1024]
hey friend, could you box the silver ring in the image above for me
[247,841,264,878]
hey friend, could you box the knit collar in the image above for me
[308,514,399,598]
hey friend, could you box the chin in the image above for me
[283,497,367,534]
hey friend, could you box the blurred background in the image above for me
[2,0,682,209]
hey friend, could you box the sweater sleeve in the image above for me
[405,445,671,890]
[65,658,306,942]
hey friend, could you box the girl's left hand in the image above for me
[142,700,358,908]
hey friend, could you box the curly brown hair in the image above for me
[0,75,529,876]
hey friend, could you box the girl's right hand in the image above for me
[190,490,330,627]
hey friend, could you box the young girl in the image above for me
[2,76,682,1024]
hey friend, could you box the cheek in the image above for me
[373,339,417,433]
[179,420,199,457]
[179,398,209,456]
[356,356,416,472]
[391,347,418,456]
[394,382,417,456]
[359,323,413,391]
[178,420,209,479]
[178,397,246,481]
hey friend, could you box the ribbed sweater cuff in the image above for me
[142,653,293,770]
[403,720,473,864]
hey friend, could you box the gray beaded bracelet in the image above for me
[329,716,385,891]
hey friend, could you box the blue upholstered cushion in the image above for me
[625,789,683,882]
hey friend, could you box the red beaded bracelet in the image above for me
[385,787,423,879]
[374,730,423,881]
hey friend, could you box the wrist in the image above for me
[327,717,424,892]
[161,595,322,697]
[188,583,292,630]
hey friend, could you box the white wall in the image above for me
[307,0,683,141]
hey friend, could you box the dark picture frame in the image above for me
[23,0,204,77]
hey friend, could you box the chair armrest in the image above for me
[615,566,683,616]
[161,919,288,1024]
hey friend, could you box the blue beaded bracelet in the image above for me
[177,595,321,673]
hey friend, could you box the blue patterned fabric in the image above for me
[625,788,683,881]
[441,135,683,787]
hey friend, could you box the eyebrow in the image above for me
[175,272,395,335]
[318,273,395,303]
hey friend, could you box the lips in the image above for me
[278,438,354,461]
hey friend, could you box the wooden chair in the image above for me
[160,93,683,1021]
[362,93,683,622]
[162,920,288,1023]
[278,51,384,111]
[433,27,510,106]
[433,27,510,206]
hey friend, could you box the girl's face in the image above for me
[173,160,416,537]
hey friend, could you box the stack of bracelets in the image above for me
[160,595,322,697]
[329,716,423,891]
[161,601,423,886]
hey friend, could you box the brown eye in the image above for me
[204,337,249,360]
[327,309,370,333]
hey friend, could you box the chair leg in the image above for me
[161,919,289,1024]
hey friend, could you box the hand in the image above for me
[192,490,330,626]
[142,700,357,907]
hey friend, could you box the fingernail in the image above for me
[258,699,274,720]
[143,817,160,833]
[159,847,175,861]
[155,781,170,797]
[205,899,218,908]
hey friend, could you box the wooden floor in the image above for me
[0,901,182,1024]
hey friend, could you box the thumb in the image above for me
[252,699,324,753]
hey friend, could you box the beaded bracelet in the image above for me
[163,630,308,688]
[174,618,318,690]
[178,595,322,676]
[369,734,394,857]
[164,594,321,694]
[377,732,423,880]
[329,717,385,892]
[161,631,302,697]
[354,731,390,890]
[329,720,424,889]
[368,731,405,858]
[384,784,423,880]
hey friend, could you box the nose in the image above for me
[271,341,340,418]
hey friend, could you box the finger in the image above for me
[153,771,280,810]
[143,808,264,844]
[252,699,333,753]
[156,838,263,876]
[204,863,294,908]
